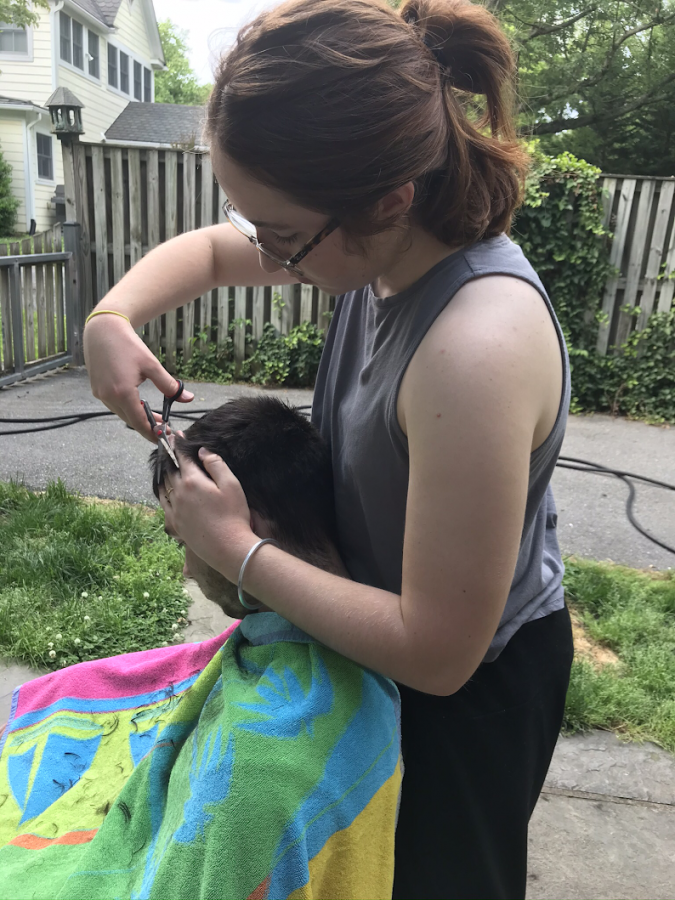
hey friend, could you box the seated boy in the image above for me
[0,397,401,900]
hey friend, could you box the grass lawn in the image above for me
[0,480,188,671]
[563,556,675,751]
[0,481,674,752]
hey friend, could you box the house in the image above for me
[0,0,165,234]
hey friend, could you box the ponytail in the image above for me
[208,0,528,246]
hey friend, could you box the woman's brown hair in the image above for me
[206,0,529,247]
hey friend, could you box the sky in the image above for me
[152,0,282,84]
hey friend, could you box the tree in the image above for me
[0,0,48,28]
[0,143,20,237]
[390,0,675,174]
[154,20,212,106]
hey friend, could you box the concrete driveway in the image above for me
[1,366,673,570]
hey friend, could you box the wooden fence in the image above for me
[598,174,675,354]
[15,145,675,372]
[66,144,333,370]
[0,224,77,385]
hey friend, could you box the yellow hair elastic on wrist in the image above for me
[85,309,132,326]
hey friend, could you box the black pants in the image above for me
[392,605,574,900]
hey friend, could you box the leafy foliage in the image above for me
[155,20,212,107]
[175,320,325,389]
[389,0,675,174]
[0,0,48,29]
[0,142,19,237]
[513,148,611,349]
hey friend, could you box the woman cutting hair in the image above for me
[84,1,574,896]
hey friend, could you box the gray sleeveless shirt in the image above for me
[311,234,571,662]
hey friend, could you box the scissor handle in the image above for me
[162,380,184,424]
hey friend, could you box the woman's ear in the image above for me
[374,181,415,224]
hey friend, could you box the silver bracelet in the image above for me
[238,538,279,610]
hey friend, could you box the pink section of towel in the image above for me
[13,623,240,718]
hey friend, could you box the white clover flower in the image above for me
[171,623,179,631]
[81,592,88,599]
[47,642,54,649]
[180,610,186,616]
[161,607,167,614]
[55,633,62,641]
[46,626,52,632]
[74,638,81,645]
[143,592,150,599]
[83,615,91,623]
[162,641,168,647]
[172,634,182,642]
[182,588,189,596]
[49,650,56,658]
[113,575,120,581]
[60,660,67,667]
[98,595,103,600]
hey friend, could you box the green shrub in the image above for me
[0,143,20,237]
[175,320,325,389]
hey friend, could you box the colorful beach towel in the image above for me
[0,613,402,899]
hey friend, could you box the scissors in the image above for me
[142,380,185,473]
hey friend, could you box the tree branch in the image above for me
[528,71,675,135]
[521,5,600,44]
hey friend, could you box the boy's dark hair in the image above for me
[151,396,338,559]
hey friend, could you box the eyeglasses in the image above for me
[221,198,339,275]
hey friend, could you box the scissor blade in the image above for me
[159,436,180,469]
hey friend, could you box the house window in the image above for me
[59,11,71,63]
[133,60,142,100]
[0,22,28,54]
[37,133,53,181]
[120,51,129,93]
[72,20,83,69]
[143,66,151,102]
[108,43,118,87]
[88,30,99,78]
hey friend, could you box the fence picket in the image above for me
[110,149,125,285]
[33,233,47,359]
[22,262,35,363]
[658,216,675,314]
[91,146,109,305]
[601,178,617,229]
[164,152,178,369]
[615,179,655,346]
[596,178,636,354]
[270,285,283,332]
[128,149,143,272]
[73,143,93,312]
[317,290,331,331]
[252,286,265,340]
[0,263,12,370]
[198,154,214,349]
[55,253,65,353]
[216,186,229,344]
[281,284,294,335]
[637,181,675,329]
[233,285,246,363]
[182,152,196,360]
[147,150,161,355]
[300,284,312,324]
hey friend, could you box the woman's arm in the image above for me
[164,278,561,693]
[84,225,296,437]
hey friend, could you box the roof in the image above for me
[104,102,206,147]
[70,0,123,27]
[0,95,49,114]
[45,87,85,109]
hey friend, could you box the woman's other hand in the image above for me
[84,313,194,441]
[160,448,255,581]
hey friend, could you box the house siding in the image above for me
[59,63,128,140]
[0,7,53,105]
[114,0,155,63]
[0,115,27,232]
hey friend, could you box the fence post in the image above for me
[63,221,84,366]
[9,262,24,379]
